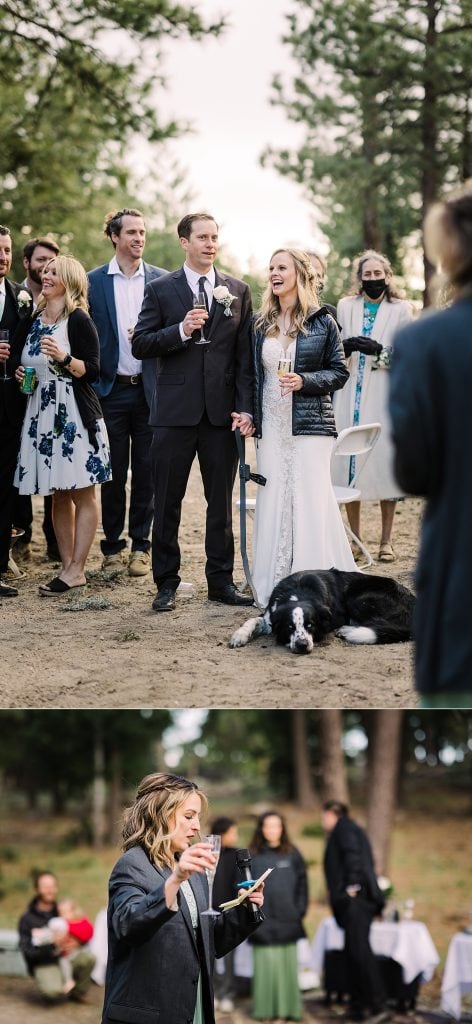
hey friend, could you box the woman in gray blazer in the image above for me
[102,773,264,1024]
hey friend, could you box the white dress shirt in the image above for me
[0,279,6,321]
[108,255,145,376]
[179,263,216,340]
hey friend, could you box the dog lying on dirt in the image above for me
[229,568,415,654]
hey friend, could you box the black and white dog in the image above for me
[229,568,415,654]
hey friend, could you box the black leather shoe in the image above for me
[152,587,176,612]
[208,583,254,606]
[0,579,19,597]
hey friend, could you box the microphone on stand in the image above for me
[235,848,259,920]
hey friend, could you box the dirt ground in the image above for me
[0,973,464,1024]
[0,461,422,709]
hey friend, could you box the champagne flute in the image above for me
[0,329,11,381]
[278,355,292,398]
[193,291,209,345]
[200,834,221,916]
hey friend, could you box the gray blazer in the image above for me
[102,845,263,1024]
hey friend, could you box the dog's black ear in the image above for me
[313,603,333,641]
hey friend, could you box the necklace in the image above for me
[41,307,65,326]
[279,309,292,334]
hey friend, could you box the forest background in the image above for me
[0,707,471,999]
[1,1,471,303]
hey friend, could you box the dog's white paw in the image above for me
[336,625,377,645]
[228,628,248,648]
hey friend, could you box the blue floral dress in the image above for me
[15,317,112,495]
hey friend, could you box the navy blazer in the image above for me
[102,845,262,1024]
[132,266,253,427]
[88,261,166,408]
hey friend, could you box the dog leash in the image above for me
[235,427,266,610]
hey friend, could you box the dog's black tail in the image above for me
[365,618,413,645]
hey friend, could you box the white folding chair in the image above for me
[331,422,382,568]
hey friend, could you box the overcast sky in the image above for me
[156,0,322,273]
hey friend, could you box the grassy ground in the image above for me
[1,801,471,1010]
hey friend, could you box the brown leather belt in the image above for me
[115,374,142,386]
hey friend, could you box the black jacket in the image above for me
[212,847,239,910]
[102,845,263,1024]
[18,897,60,975]
[0,279,32,428]
[324,817,385,926]
[390,296,472,693]
[249,844,308,946]
[11,308,104,437]
[132,267,253,427]
[252,307,348,438]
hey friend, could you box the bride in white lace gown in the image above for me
[251,249,357,609]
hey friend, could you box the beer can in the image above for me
[20,367,37,394]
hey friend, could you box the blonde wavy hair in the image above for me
[255,248,320,338]
[36,254,89,318]
[425,180,472,305]
[122,772,208,869]
[349,249,403,301]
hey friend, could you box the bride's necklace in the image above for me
[278,309,292,334]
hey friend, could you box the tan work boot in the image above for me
[101,551,127,571]
[128,550,151,576]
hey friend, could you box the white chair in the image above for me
[331,422,382,568]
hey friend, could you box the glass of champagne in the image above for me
[278,355,292,398]
[193,291,209,345]
[200,834,221,916]
[0,329,11,381]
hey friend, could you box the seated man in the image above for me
[18,870,95,1002]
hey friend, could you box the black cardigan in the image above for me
[12,308,104,434]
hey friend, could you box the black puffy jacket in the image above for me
[249,845,308,946]
[252,307,348,438]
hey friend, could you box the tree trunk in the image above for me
[291,711,318,809]
[366,710,404,875]
[319,711,349,804]
[108,746,123,847]
[92,724,107,850]
[422,0,440,304]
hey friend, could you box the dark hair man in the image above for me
[0,225,33,596]
[22,237,60,306]
[322,801,388,1024]
[210,816,239,1012]
[18,870,95,1001]
[132,212,254,612]
[88,208,166,577]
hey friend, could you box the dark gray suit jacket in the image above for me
[102,845,262,1024]
[390,296,472,693]
[132,266,253,427]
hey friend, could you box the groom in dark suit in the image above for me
[132,212,254,611]
[322,801,387,1024]
[0,225,33,597]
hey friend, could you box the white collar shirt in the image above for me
[179,264,216,341]
[0,279,6,321]
[108,255,145,376]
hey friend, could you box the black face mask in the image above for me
[362,278,386,299]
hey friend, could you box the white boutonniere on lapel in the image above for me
[17,289,32,310]
[213,285,237,317]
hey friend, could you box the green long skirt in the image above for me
[252,944,303,1021]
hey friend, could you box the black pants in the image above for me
[100,380,153,555]
[13,493,56,546]
[151,414,238,590]
[0,421,22,574]
[335,898,385,1014]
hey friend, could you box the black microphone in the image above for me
[235,848,259,920]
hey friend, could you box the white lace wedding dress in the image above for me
[251,338,357,608]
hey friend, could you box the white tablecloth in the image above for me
[441,932,472,1019]
[311,916,439,986]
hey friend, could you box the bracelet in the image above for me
[60,353,72,368]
